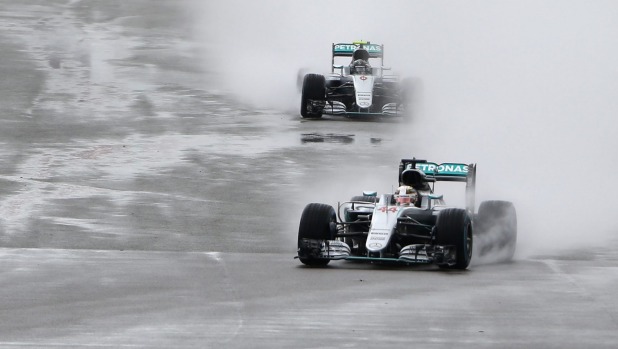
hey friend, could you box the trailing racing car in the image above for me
[296,158,517,269]
[299,41,412,119]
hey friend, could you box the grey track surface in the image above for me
[1,1,617,348]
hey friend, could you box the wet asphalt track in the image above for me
[1,1,617,348]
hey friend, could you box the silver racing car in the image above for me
[299,41,412,118]
[296,158,517,269]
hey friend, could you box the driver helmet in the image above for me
[395,185,417,206]
[352,48,370,61]
[350,59,371,75]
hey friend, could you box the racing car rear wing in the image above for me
[398,158,477,213]
[332,42,384,58]
[331,41,384,72]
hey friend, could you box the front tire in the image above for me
[297,203,336,266]
[300,74,326,118]
[435,208,473,270]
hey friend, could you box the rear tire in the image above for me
[475,200,517,262]
[297,203,336,266]
[435,208,473,270]
[300,74,325,118]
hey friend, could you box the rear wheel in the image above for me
[297,203,336,266]
[300,74,326,118]
[475,200,517,262]
[435,208,473,270]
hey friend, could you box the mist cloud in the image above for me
[189,0,618,257]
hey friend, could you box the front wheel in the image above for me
[297,203,336,266]
[300,74,326,118]
[435,208,473,270]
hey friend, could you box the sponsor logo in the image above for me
[368,242,382,248]
[371,231,388,238]
[356,91,372,108]
[412,162,468,175]
[360,75,367,81]
[357,93,371,102]
[369,230,389,242]
[334,44,382,52]
[378,207,398,213]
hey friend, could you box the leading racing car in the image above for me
[296,158,517,269]
[299,41,412,119]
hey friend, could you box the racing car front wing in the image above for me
[297,239,457,266]
[323,101,403,117]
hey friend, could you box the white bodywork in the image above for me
[351,75,375,108]
[313,192,455,264]
[366,197,400,252]
[318,62,403,116]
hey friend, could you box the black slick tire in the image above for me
[300,74,325,119]
[297,203,336,266]
[435,208,473,270]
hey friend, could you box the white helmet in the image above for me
[395,185,418,205]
